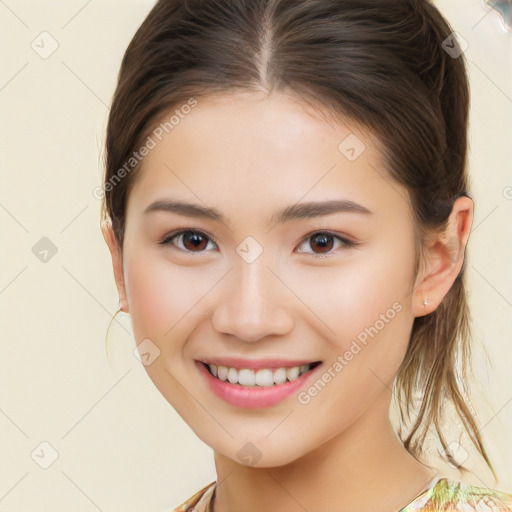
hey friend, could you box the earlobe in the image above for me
[411,196,473,317]
[101,222,129,313]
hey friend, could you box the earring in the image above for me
[423,299,430,307]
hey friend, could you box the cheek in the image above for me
[123,252,186,342]
[124,265,168,340]
[289,240,416,385]
[123,250,216,347]
[123,252,203,414]
[293,254,412,341]
[332,244,415,380]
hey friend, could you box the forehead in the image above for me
[127,90,410,221]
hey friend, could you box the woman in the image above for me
[100,0,512,510]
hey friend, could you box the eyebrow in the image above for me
[143,198,373,226]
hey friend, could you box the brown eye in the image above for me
[181,231,208,251]
[296,231,355,256]
[159,230,217,253]
[309,233,334,253]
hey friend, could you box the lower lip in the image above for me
[196,361,321,409]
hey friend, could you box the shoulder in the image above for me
[403,477,512,511]
[170,481,216,512]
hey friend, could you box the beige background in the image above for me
[0,0,511,510]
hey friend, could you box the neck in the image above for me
[212,390,437,512]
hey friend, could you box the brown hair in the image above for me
[101,0,495,478]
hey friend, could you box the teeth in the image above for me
[207,363,313,386]
[239,368,257,386]
[255,368,273,387]
[227,367,238,384]
[273,367,287,385]
[217,365,228,381]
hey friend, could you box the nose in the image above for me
[211,258,295,343]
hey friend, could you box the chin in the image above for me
[212,436,311,469]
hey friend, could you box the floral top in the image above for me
[171,476,512,512]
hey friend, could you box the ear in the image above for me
[411,196,473,317]
[101,221,129,313]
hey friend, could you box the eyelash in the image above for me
[158,229,357,257]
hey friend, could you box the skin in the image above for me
[102,89,473,512]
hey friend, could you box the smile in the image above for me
[205,361,321,386]
[196,360,323,408]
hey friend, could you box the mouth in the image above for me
[199,360,323,387]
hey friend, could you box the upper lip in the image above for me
[198,357,321,370]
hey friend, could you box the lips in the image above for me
[195,359,323,408]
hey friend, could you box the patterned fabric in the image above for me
[400,477,512,511]
[171,477,512,512]
[172,481,215,512]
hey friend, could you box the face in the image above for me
[107,90,427,467]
